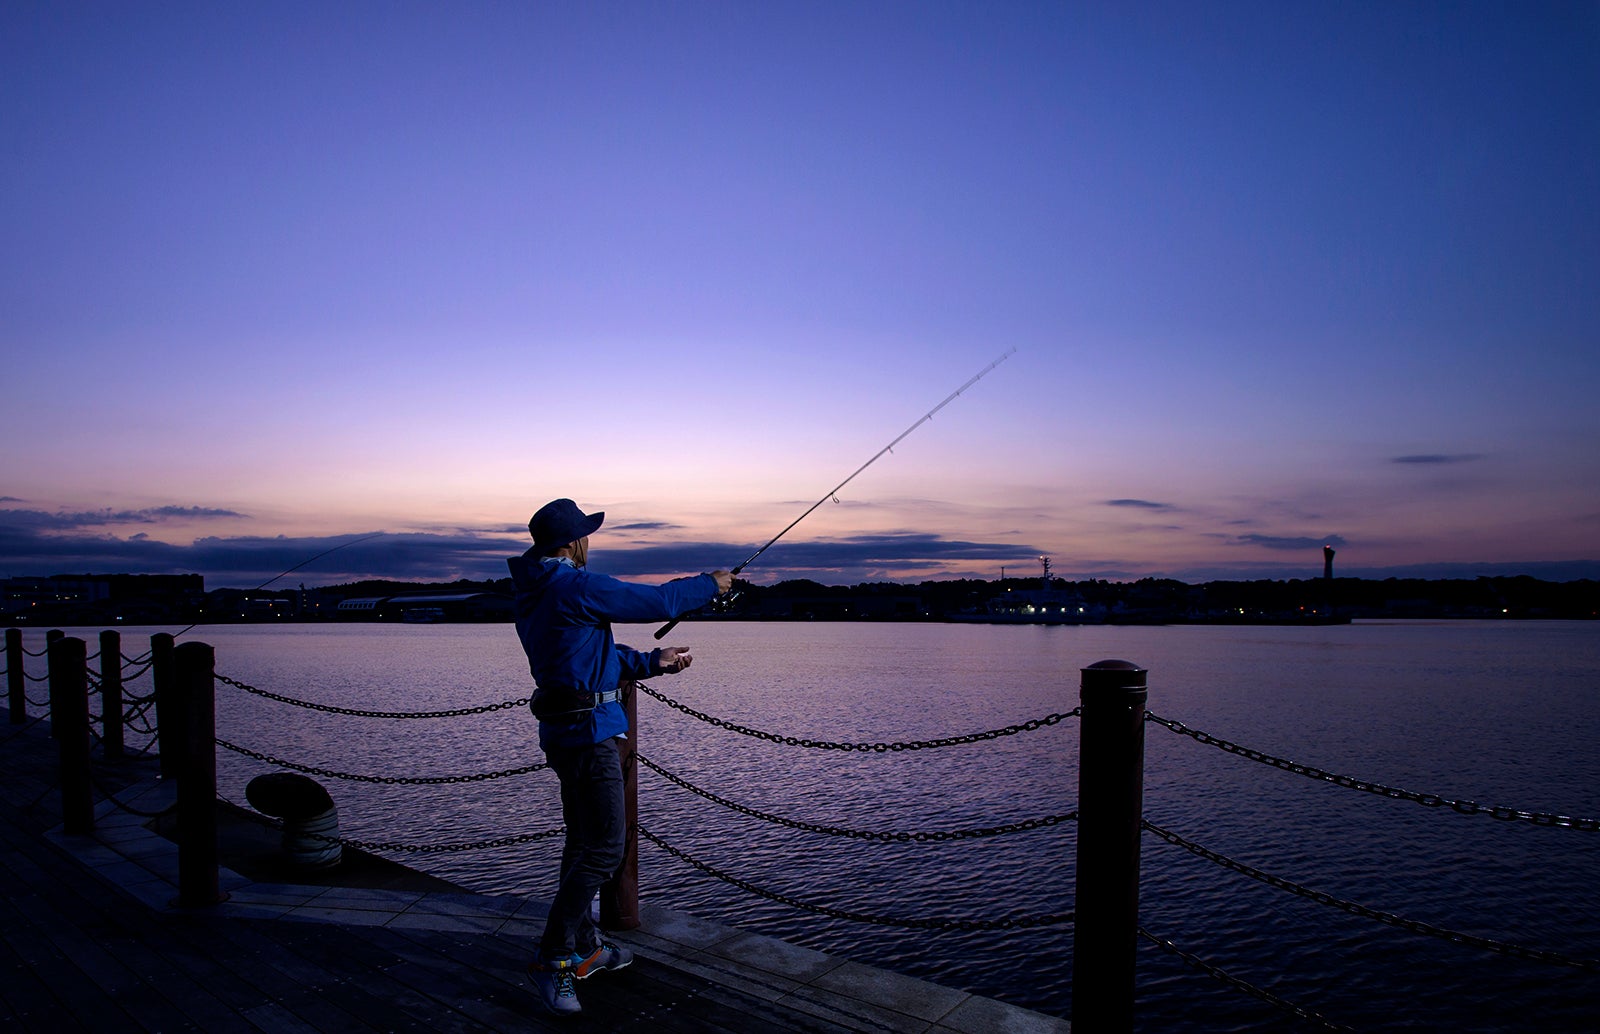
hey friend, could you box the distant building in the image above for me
[1,573,204,622]
[335,592,512,622]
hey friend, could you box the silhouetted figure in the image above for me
[507,498,731,1017]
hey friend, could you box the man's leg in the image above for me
[539,737,626,961]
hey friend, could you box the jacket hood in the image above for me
[506,550,560,593]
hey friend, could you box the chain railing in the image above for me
[1135,707,1600,1028]
[229,801,569,854]
[1145,710,1600,831]
[1137,925,1353,1032]
[1143,818,1600,972]
[215,672,530,719]
[639,824,1073,931]
[639,752,1076,842]
[119,657,155,681]
[11,627,1598,1032]
[87,769,176,819]
[215,737,547,784]
[640,682,1079,751]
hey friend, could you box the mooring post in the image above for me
[1072,658,1148,1033]
[151,633,177,779]
[49,635,94,835]
[174,640,225,906]
[600,678,641,930]
[6,628,23,724]
[99,630,124,759]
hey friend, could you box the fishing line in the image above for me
[163,531,386,643]
[655,348,1016,639]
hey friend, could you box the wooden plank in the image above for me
[0,722,931,1034]
[2,808,256,1031]
[126,915,283,1021]
[0,912,134,1031]
[196,920,386,1033]
[95,923,250,1032]
[265,924,464,1034]
[0,930,93,1034]
[355,927,556,1034]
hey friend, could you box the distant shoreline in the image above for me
[5,572,1596,626]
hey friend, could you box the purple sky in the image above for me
[4,2,1597,589]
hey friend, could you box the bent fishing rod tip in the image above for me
[654,350,1013,640]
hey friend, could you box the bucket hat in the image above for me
[529,498,605,553]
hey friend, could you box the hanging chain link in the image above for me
[639,824,1073,931]
[639,683,1078,751]
[638,753,1075,842]
[90,778,176,819]
[1138,925,1353,1032]
[1143,819,1600,972]
[119,658,155,681]
[215,737,548,784]
[216,672,530,719]
[213,789,567,854]
[1145,711,1600,831]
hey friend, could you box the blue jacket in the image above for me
[507,550,720,749]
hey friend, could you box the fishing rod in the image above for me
[164,531,386,643]
[654,348,1016,639]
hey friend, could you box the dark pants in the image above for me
[538,736,626,961]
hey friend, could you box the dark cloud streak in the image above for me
[1232,533,1347,551]
[0,505,248,531]
[0,505,1045,587]
[1390,453,1486,465]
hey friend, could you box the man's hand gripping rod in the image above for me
[654,348,1017,639]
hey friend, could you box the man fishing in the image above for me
[508,498,732,1016]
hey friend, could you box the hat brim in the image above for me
[532,509,605,552]
[576,510,605,540]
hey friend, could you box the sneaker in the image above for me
[574,941,634,979]
[527,958,582,1016]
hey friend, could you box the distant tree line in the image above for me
[4,572,1596,625]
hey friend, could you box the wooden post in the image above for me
[49,636,94,835]
[173,640,225,906]
[99,630,124,759]
[600,679,640,930]
[1072,659,1148,1033]
[6,628,23,724]
[151,633,177,779]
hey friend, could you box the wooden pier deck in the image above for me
[1,722,1070,1033]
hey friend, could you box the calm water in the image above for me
[36,620,1600,1031]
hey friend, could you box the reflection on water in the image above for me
[46,620,1600,1031]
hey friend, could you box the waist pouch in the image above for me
[530,686,621,718]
